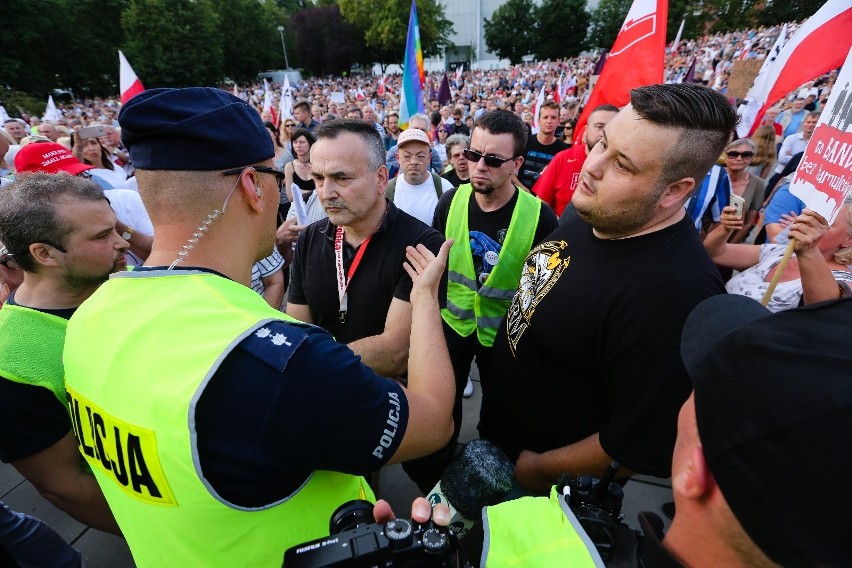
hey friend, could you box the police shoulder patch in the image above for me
[239,321,308,372]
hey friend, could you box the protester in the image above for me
[705,203,852,311]
[479,84,734,494]
[62,88,454,566]
[723,138,767,243]
[0,173,126,536]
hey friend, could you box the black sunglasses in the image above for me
[463,148,515,168]
[222,166,285,192]
[726,151,754,159]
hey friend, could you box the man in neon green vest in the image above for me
[0,172,126,536]
[62,87,455,567]
[382,294,852,567]
[417,110,557,492]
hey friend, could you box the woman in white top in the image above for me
[705,202,852,313]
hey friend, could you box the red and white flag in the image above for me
[573,0,667,146]
[531,87,546,132]
[740,0,852,137]
[377,75,386,97]
[119,50,144,104]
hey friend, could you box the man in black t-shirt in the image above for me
[287,120,447,377]
[0,172,126,535]
[480,84,737,493]
[514,101,569,192]
[423,110,557,493]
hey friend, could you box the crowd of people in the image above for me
[1,15,851,568]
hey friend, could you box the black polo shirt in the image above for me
[288,200,446,344]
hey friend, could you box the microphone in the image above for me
[427,440,514,535]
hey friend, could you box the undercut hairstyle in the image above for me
[630,84,738,189]
[473,110,528,158]
[445,133,469,155]
[315,119,385,172]
[293,100,310,113]
[0,172,106,272]
[726,138,756,152]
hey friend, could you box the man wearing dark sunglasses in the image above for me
[0,172,127,537]
[480,84,733,496]
[62,88,454,566]
[427,110,558,491]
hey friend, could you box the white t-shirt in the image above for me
[392,173,453,226]
[103,188,153,266]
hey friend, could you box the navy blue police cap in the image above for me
[682,295,852,566]
[118,87,273,170]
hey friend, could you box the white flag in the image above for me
[672,19,685,52]
[43,95,61,122]
[279,75,293,120]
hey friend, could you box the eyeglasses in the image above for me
[222,166,285,192]
[400,152,430,162]
[463,148,515,168]
[726,151,754,159]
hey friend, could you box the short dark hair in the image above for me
[290,127,316,148]
[293,100,310,113]
[590,104,619,115]
[540,101,559,114]
[472,110,528,157]
[264,121,282,148]
[0,172,107,272]
[629,84,737,188]
[315,119,384,172]
[345,106,363,119]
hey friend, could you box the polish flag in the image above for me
[741,0,852,136]
[119,50,144,104]
[377,75,386,97]
[573,0,667,146]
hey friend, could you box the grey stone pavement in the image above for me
[1,366,672,567]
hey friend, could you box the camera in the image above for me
[283,500,458,567]
[558,462,625,562]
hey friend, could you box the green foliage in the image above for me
[708,0,759,33]
[122,0,223,87]
[587,0,631,49]
[290,5,364,75]
[483,0,538,64]
[211,0,286,83]
[755,0,824,26]
[339,0,454,66]
[1,91,45,119]
[535,0,591,60]
[666,0,712,42]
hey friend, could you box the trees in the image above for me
[211,0,284,83]
[587,0,631,49]
[535,0,591,60]
[339,0,453,68]
[122,0,223,87]
[290,5,364,75]
[484,0,590,63]
[483,0,538,64]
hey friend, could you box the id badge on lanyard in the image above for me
[334,226,372,323]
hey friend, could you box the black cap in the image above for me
[682,295,852,565]
[119,87,273,171]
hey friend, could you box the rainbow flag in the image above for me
[399,0,425,129]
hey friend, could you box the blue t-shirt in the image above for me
[764,183,805,226]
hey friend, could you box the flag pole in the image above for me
[760,239,797,306]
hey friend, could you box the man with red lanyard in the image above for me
[287,120,446,379]
[532,104,619,216]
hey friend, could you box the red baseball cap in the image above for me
[14,142,94,175]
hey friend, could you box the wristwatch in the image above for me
[121,227,134,241]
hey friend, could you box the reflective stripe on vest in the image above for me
[0,304,68,403]
[482,486,604,567]
[441,183,541,347]
[64,270,373,567]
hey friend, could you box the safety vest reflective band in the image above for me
[441,184,541,347]
[64,270,372,567]
[0,304,68,403]
[482,486,604,567]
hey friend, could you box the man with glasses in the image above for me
[480,84,731,495]
[427,110,557,491]
[0,172,126,536]
[387,128,453,226]
[63,93,454,566]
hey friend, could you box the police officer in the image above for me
[62,87,455,567]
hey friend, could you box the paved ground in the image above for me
[1,367,672,567]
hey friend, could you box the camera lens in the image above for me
[329,500,375,535]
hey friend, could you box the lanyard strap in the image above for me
[334,225,372,321]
